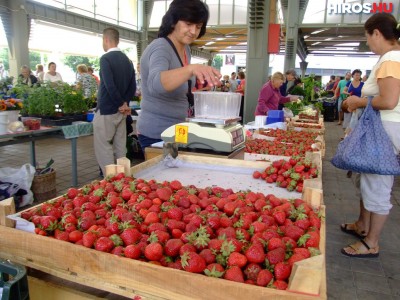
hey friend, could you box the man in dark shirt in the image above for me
[93,27,136,175]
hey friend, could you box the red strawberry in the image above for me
[266,247,285,265]
[95,236,114,252]
[82,231,97,248]
[181,252,206,273]
[120,228,142,246]
[273,280,288,290]
[68,230,83,243]
[144,211,160,225]
[245,244,265,264]
[144,242,163,261]
[156,187,172,201]
[39,216,58,231]
[294,218,311,231]
[298,231,320,248]
[287,253,307,267]
[167,207,183,221]
[256,269,273,287]
[67,188,79,199]
[124,244,142,259]
[204,263,225,278]
[244,263,262,281]
[272,210,286,225]
[293,247,311,258]
[274,262,291,280]
[199,249,216,265]
[170,180,183,191]
[111,245,124,256]
[267,237,285,251]
[284,225,304,242]
[227,252,247,268]
[223,266,244,283]
[54,229,69,241]
[164,239,184,257]
[309,213,321,229]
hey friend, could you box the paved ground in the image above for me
[1,122,400,299]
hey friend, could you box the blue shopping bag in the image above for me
[331,97,400,175]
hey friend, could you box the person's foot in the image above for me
[341,239,379,258]
[337,122,342,125]
[340,223,367,238]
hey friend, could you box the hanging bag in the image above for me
[331,96,400,175]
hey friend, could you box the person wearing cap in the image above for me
[280,69,297,97]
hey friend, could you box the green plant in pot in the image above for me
[57,83,87,115]
[22,84,59,116]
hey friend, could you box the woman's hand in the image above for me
[190,65,221,87]
[344,96,366,112]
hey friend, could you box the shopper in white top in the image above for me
[340,12,400,259]
[43,62,63,83]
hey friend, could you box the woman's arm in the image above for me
[345,77,400,111]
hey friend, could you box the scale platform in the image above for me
[161,117,245,153]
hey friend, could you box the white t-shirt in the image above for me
[362,50,400,122]
[44,72,63,83]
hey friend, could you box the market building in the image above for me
[0,0,399,299]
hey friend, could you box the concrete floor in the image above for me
[1,122,399,299]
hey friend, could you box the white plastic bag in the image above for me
[0,164,35,208]
[283,107,294,118]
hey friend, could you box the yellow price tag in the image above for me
[175,125,189,144]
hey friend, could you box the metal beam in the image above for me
[25,0,141,42]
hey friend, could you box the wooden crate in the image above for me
[0,156,326,300]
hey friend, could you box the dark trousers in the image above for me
[138,134,162,152]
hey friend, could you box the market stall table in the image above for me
[0,125,91,187]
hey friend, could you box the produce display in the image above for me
[244,138,318,157]
[298,108,319,123]
[252,157,319,193]
[257,129,319,143]
[19,173,322,291]
[291,123,323,129]
[22,118,41,130]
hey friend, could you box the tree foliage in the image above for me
[212,55,223,71]
[62,55,99,72]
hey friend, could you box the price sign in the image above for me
[175,125,189,144]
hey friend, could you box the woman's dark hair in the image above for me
[352,69,362,76]
[238,71,245,79]
[48,62,56,69]
[158,0,209,38]
[364,13,400,42]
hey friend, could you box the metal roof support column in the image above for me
[283,0,300,72]
[244,0,274,124]
[4,0,30,78]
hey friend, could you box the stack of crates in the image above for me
[0,260,29,300]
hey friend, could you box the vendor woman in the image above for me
[254,72,298,116]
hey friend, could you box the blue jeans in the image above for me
[138,134,162,152]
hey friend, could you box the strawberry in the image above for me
[287,253,307,267]
[170,180,183,191]
[54,229,69,241]
[293,247,311,258]
[204,263,225,278]
[79,217,96,231]
[144,242,163,261]
[267,237,285,251]
[67,188,79,199]
[266,247,285,265]
[111,246,124,256]
[273,280,288,290]
[199,248,216,265]
[244,263,262,281]
[156,187,172,201]
[256,269,273,286]
[167,207,183,221]
[284,225,304,242]
[181,252,206,273]
[245,244,265,264]
[223,266,244,283]
[124,244,142,259]
[274,262,291,280]
[68,230,83,243]
[120,228,141,246]
[95,236,114,252]
[82,231,97,248]
[143,211,160,225]
[227,252,247,268]
[298,231,320,248]
[164,239,184,257]
[39,216,58,231]
[272,210,286,225]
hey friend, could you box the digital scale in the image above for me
[161,117,245,153]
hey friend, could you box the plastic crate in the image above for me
[0,260,29,300]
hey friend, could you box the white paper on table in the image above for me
[7,213,35,233]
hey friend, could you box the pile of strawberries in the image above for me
[20,173,322,291]
[253,157,319,193]
[257,129,319,144]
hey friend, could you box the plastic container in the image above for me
[0,260,30,300]
[21,117,41,130]
[266,110,284,124]
[86,113,94,122]
[193,92,241,119]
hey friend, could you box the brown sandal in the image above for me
[340,223,367,239]
[341,239,379,258]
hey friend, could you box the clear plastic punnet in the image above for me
[193,91,241,119]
